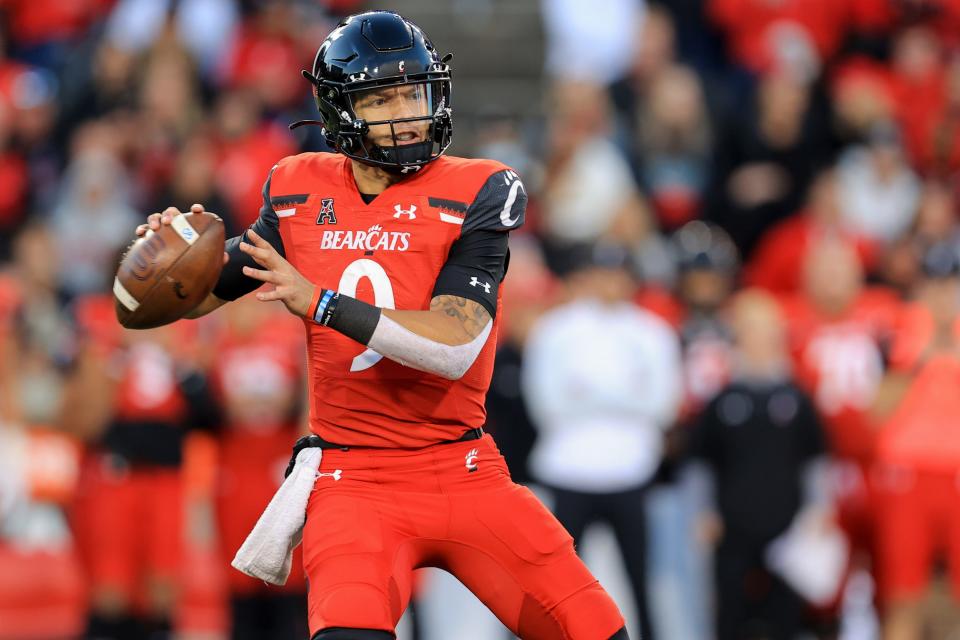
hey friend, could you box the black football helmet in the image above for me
[293,11,453,174]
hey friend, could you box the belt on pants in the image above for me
[283,427,485,478]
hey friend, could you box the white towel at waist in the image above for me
[231,446,322,585]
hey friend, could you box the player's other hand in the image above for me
[240,228,317,318]
[135,204,228,264]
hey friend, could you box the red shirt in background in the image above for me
[74,294,197,425]
[784,288,900,464]
[745,212,876,295]
[216,123,297,229]
[707,0,850,73]
[211,305,306,594]
[220,24,304,110]
[876,303,960,471]
[0,0,114,47]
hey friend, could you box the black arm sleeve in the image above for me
[430,168,527,318]
[212,167,286,302]
[431,230,509,318]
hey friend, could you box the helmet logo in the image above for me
[398,60,405,72]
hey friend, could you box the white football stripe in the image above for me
[113,277,140,311]
[171,215,199,245]
[439,212,464,225]
[276,207,297,218]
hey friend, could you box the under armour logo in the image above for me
[465,448,479,472]
[317,469,342,481]
[469,277,491,294]
[393,204,417,219]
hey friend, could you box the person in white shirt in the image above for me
[523,243,683,640]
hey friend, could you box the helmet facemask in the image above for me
[346,80,450,173]
[304,74,452,175]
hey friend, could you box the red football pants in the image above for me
[77,456,183,604]
[302,434,624,639]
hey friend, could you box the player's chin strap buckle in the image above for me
[284,435,350,479]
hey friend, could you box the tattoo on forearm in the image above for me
[431,295,491,340]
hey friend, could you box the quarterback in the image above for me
[139,11,628,640]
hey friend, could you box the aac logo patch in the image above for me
[316,198,338,225]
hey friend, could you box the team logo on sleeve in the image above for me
[500,171,525,228]
[465,449,479,472]
[316,198,338,225]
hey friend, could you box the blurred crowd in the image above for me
[3,0,960,639]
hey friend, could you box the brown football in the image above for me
[114,211,225,329]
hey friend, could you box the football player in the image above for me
[137,11,628,640]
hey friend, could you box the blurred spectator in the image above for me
[672,220,740,415]
[879,178,959,296]
[889,25,951,174]
[472,109,544,198]
[218,2,308,112]
[0,421,85,640]
[785,238,900,634]
[0,226,85,640]
[212,88,296,229]
[789,238,897,468]
[745,168,875,295]
[836,121,920,245]
[829,57,897,146]
[58,42,139,136]
[151,133,237,236]
[872,242,960,639]
[104,0,239,76]
[0,0,113,68]
[523,242,683,640]
[644,221,741,640]
[134,49,206,200]
[49,145,139,298]
[211,296,309,640]
[63,297,215,640]
[540,81,673,282]
[9,224,73,414]
[609,4,678,126]
[632,65,713,230]
[706,0,847,79]
[688,289,830,640]
[540,0,645,86]
[8,67,61,213]
[483,236,557,485]
[706,70,832,258]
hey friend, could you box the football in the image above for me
[114,211,225,329]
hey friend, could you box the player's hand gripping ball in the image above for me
[114,206,225,329]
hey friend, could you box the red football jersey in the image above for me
[784,288,900,463]
[263,153,525,448]
[74,294,193,423]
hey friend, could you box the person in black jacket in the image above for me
[689,289,828,640]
